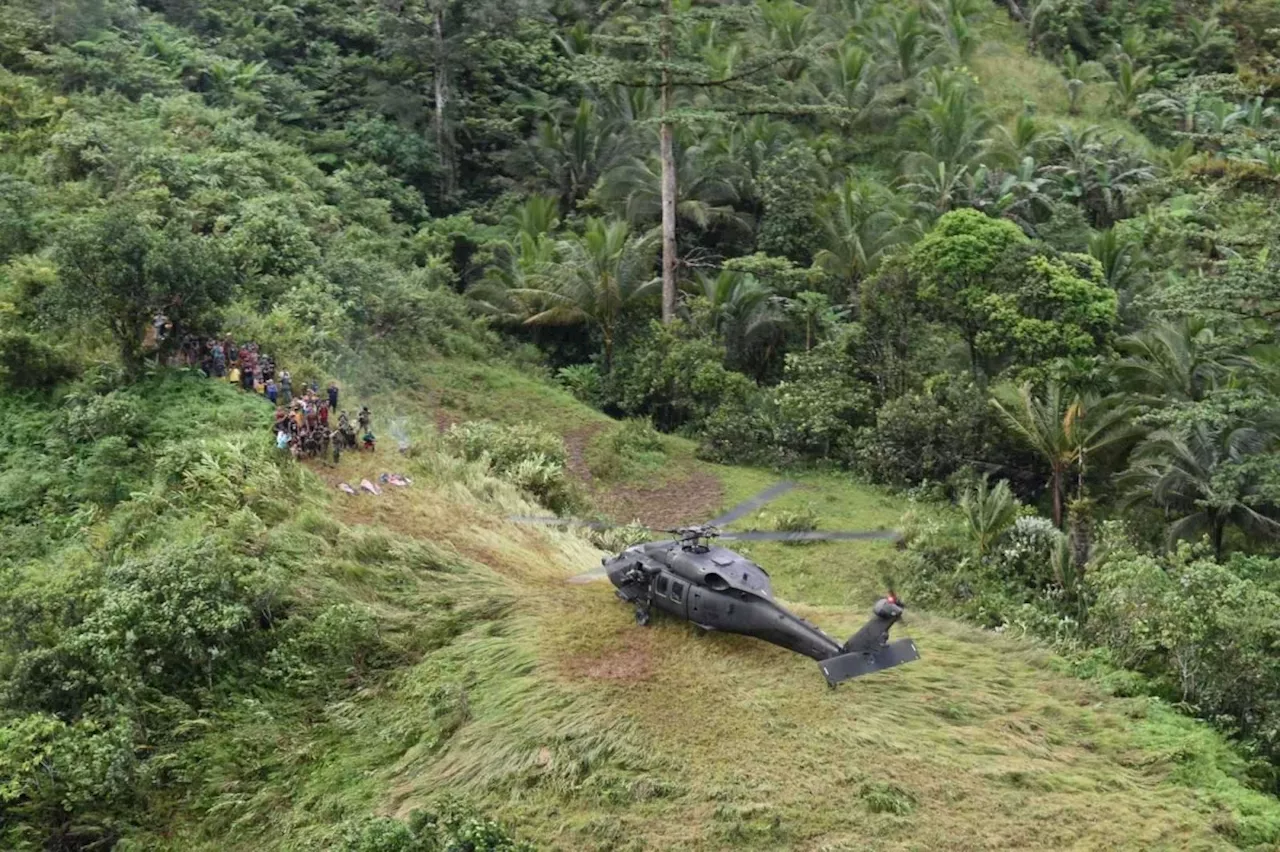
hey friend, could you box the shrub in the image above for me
[586,520,652,552]
[556,363,605,407]
[859,781,917,815]
[695,394,775,465]
[446,421,578,513]
[769,341,874,463]
[612,417,663,455]
[338,801,533,852]
[0,329,78,390]
[855,374,1006,487]
[991,515,1064,589]
[588,418,666,481]
[1087,541,1280,768]
[958,475,1020,560]
[770,502,820,533]
[607,320,756,433]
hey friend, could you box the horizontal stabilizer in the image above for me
[819,639,919,685]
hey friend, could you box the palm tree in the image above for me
[467,196,561,324]
[813,40,895,121]
[1060,48,1109,116]
[1088,227,1141,290]
[965,157,1053,232]
[990,113,1048,167]
[688,270,784,372]
[899,156,970,219]
[814,177,917,297]
[959,474,1019,559]
[1108,53,1153,115]
[510,218,659,369]
[1119,423,1280,559]
[991,382,1135,527]
[526,97,630,212]
[1114,318,1250,407]
[600,134,749,239]
[874,6,934,84]
[905,70,991,167]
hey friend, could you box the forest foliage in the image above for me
[3,0,1280,846]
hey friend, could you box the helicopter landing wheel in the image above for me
[634,608,651,626]
[827,681,838,691]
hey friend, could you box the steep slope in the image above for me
[144,362,1280,852]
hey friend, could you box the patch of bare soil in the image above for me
[562,423,606,486]
[425,390,460,433]
[598,469,724,529]
[566,633,654,682]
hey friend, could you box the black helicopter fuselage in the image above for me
[602,538,919,684]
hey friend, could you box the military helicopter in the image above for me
[512,482,920,686]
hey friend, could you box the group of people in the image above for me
[168,327,376,464]
[274,395,375,464]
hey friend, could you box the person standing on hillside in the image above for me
[281,370,292,405]
[266,378,278,405]
[358,405,371,433]
[327,381,339,411]
[210,340,226,378]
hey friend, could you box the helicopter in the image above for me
[512,482,920,687]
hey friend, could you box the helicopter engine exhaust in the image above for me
[818,596,920,686]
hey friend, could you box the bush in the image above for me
[446,421,578,513]
[588,418,665,481]
[338,801,533,852]
[1087,540,1280,760]
[991,515,1064,589]
[695,393,775,466]
[556,363,605,408]
[607,320,756,433]
[855,374,1005,487]
[0,329,78,390]
[769,503,820,545]
[769,341,874,463]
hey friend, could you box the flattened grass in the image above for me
[157,362,1280,851]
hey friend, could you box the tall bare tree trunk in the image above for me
[434,5,454,199]
[659,0,677,324]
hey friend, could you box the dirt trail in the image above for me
[596,471,724,528]
[559,423,724,527]
[562,424,605,487]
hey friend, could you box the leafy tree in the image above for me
[978,246,1118,375]
[52,209,232,374]
[908,208,1027,375]
[756,143,825,264]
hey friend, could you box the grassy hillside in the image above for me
[122,361,1278,852]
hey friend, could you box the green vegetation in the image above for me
[3,0,1280,846]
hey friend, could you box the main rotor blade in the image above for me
[705,481,797,527]
[718,529,903,542]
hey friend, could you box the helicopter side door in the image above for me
[651,572,688,619]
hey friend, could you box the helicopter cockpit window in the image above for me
[670,581,685,603]
[655,574,669,596]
